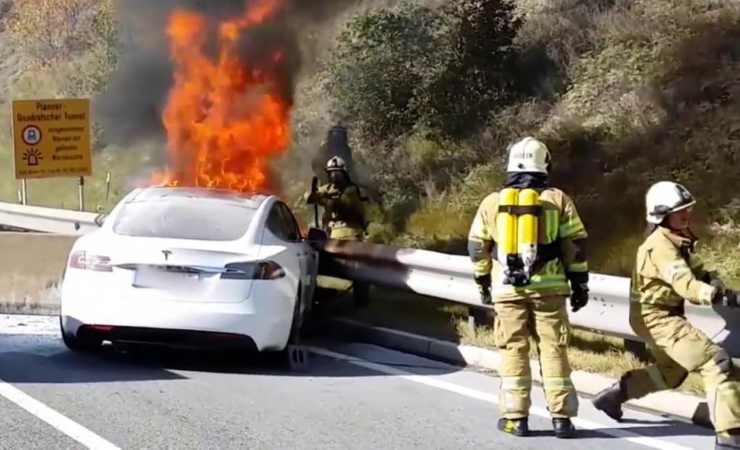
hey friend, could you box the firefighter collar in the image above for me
[658,226,698,254]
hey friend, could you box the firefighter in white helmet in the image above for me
[468,136,589,438]
[593,181,740,450]
[306,156,368,240]
[306,155,370,306]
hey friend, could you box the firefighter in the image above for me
[468,137,589,438]
[306,156,370,306]
[592,181,740,450]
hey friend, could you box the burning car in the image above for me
[59,186,320,358]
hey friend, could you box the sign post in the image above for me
[21,179,27,205]
[105,171,111,203]
[11,99,92,207]
[78,176,85,211]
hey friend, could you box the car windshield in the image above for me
[113,194,259,241]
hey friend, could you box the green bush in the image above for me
[326,2,453,142]
[326,0,520,143]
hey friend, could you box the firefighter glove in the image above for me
[474,273,492,305]
[714,289,739,308]
[570,283,589,312]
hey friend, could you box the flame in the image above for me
[154,0,290,193]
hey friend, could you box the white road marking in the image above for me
[310,346,696,450]
[0,316,119,449]
[0,380,120,450]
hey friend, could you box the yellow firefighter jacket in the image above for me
[468,188,588,301]
[632,226,718,310]
[305,183,366,240]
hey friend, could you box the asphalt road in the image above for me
[0,315,716,450]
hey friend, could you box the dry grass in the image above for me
[393,0,740,280]
[336,287,469,341]
[698,222,740,289]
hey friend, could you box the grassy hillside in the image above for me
[0,0,738,283]
[315,0,740,283]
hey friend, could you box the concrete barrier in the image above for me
[0,233,75,315]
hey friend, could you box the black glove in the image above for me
[311,176,319,194]
[713,289,739,308]
[474,273,492,305]
[567,271,589,313]
[570,283,589,312]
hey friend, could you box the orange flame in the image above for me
[154,0,290,193]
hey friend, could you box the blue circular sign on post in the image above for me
[22,125,42,146]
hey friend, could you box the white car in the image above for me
[60,187,320,357]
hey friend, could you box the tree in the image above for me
[326,2,453,143]
[431,0,522,134]
[325,0,521,143]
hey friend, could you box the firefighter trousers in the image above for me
[330,228,369,307]
[621,306,740,432]
[493,296,578,419]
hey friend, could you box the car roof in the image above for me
[126,187,270,209]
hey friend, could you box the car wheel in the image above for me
[287,284,305,344]
[59,316,101,352]
[265,286,310,372]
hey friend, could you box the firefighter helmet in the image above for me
[326,156,347,173]
[507,137,551,174]
[645,181,696,224]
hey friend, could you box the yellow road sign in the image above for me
[12,99,92,179]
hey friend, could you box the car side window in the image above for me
[278,203,301,242]
[266,203,301,242]
[266,205,290,241]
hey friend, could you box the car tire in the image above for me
[288,284,305,344]
[265,286,309,371]
[59,316,101,352]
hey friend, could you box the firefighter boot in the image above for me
[717,429,740,450]
[497,417,529,437]
[552,418,576,439]
[592,381,626,421]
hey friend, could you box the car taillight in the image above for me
[222,261,285,280]
[68,251,113,272]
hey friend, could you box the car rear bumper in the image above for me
[64,316,260,351]
[61,282,296,352]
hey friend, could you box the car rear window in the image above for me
[113,198,258,241]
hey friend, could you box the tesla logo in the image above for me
[162,250,172,261]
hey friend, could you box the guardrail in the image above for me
[0,202,101,235]
[2,202,738,356]
[321,240,740,357]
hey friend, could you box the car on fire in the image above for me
[59,186,321,359]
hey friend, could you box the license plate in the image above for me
[133,267,200,289]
